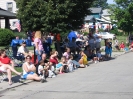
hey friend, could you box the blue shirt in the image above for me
[11,39,20,47]
[68,31,77,41]
[56,63,63,68]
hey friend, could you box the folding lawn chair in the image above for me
[0,70,7,83]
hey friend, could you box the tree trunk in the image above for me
[56,41,62,59]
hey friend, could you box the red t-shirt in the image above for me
[120,44,125,49]
[49,57,58,65]
[0,56,11,64]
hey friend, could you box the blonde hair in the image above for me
[50,50,58,55]
[34,31,42,39]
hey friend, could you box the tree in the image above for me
[92,0,108,9]
[16,0,94,33]
[108,0,133,34]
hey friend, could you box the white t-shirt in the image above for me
[67,59,73,66]
[17,46,29,55]
[93,33,101,43]
[76,38,83,42]
[67,59,73,72]
[23,62,34,75]
[38,65,43,75]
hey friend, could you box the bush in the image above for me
[13,32,27,39]
[0,29,15,46]
[83,32,89,36]
[110,28,125,36]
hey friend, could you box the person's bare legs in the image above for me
[27,74,41,81]
[4,64,21,75]
[7,69,12,85]
[59,66,64,73]
[79,59,85,68]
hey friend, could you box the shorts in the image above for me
[89,43,95,50]
[95,42,101,49]
[72,60,80,68]
[0,66,6,72]
[22,72,34,79]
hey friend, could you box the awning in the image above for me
[96,18,111,24]
[84,15,96,22]
[0,8,16,19]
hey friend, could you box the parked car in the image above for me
[99,32,116,40]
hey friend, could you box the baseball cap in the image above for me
[22,41,26,44]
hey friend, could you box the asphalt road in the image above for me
[1,52,133,99]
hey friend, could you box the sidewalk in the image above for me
[0,51,129,93]
[0,75,33,94]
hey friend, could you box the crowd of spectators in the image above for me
[1,30,133,84]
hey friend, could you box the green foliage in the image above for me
[83,32,88,36]
[110,28,124,36]
[98,28,104,32]
[0,29,15,46]
[16,0,94,34]
[92,0,108,9]
[13,32,27,39]
[109,1,133,34]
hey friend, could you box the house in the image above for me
[0,0,18,29]
[101,9,111,22]
[89,8,102,19]
[84,8,112,32]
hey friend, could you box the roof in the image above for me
[0,8,16,19]
[84,15,96,22]
[96,18,111,24]
[102,9,111,16]
[89,8,102,13]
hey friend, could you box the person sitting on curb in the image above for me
[129,42,133,51]
[22,55,45,83]
[56,56,69,74]
[119,41,125,51]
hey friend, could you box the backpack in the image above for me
[64,65,69,73]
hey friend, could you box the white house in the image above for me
[0,0,18,29]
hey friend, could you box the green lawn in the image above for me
[0,46,34,50]
[101,36,127,46]
[11,67,23,75]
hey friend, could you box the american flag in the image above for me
[15,20,21,32]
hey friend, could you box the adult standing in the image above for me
[93,30,102,52]
[11,36,20,58]
[34,31,44,62]
[68,30,77,42]
[88,33,95,50]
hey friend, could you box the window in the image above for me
[7,2,13,12]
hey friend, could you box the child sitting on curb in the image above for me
[56,56,69,74]
[38,60,48,80]
[67,55,75,72]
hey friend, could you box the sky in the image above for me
[107,0,115,4]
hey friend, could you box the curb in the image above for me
[0,80,33,94]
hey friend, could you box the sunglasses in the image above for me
[26,57,31,59]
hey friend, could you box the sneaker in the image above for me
[95,61,97,64]
[52,75,56,78]
[41,78,45,83]
[85,65,88,68]
[48,76,52,78]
